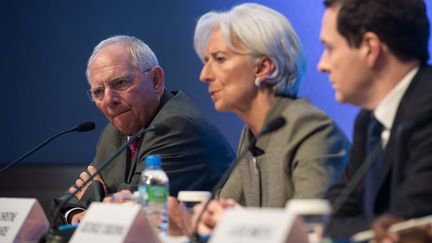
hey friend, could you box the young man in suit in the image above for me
[318,0,432,240]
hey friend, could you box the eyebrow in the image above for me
[210,51,226,56]
[107,73,134,83]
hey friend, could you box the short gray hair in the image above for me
[194,3,306,97]
[86,35,159,82]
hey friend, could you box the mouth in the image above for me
[209,90,220,101]
[328,79,336,88]
[111,109,131,118]
[209,89,220,96]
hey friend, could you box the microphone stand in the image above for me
[188,144,253,243]
[45,125,159,243]
[0,121,95,174]
[190,117,286,243]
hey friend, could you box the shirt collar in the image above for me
[374,66,419,132]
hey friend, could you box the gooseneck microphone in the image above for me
[329,112,432,228]
[190,117,286,243]
[47,124,165,242]
[0,121,96,174]
[211,116,286,197]
[332,112,432,242]
[329,143,382,218]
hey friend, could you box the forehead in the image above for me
[207,29,230,51]
[207,28,246,53]
[89,43,138,82]
[320,6,341,43]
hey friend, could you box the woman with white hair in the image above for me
[192,3,351,234]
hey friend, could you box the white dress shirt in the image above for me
[374,67,419,147]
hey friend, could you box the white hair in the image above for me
[86,35,159,82]
[194,3,306,97]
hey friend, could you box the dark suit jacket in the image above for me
[50,90,235,225]
[326,66,432,239]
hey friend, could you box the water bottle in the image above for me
[138,155,169,235]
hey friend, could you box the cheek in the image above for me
[215,70,228,86]
[95,102,108,115]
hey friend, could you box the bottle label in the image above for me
[146,185,168,204]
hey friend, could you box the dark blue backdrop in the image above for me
[1,0,431,165]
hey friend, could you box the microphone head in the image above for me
[260,117,286,135]
[73,121,96,132]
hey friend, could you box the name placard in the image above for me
[70,202,161,243]
[209,208,309,243]
[0,197,49,243]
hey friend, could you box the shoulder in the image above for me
[159,91,200,114]
[278,98,341,134]
[269,97,350,148]
[93,123,126,162]
[97,123,124,143]
[154,91,221,131]
[153,91,202,123]
[401,66,432,109]
[393,66,432,129]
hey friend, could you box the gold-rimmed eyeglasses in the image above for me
[87,69,152,102]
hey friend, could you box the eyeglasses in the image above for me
[87,69,151,102]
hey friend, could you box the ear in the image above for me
[150,66,165,96]
[255,56,275,80]
[361,32,384,67]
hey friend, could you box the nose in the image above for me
[199,62,213,83]
[317,50,329,73]
[102,88,120,108]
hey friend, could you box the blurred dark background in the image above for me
[1,0,431,214]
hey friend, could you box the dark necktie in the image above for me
[363,116,384,220]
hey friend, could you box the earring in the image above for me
[254,78,262,87]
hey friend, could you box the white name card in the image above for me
[0,197,49,243]
[70,202,161,243]
[209,208,309,243]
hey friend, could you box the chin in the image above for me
[118,128,133,136]
[214,103,230,112]
[113,123,134,136]
[335,92,346,104]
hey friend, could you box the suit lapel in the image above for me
[375,67,425,203]
[255,97,288,152]
[99,132,129,193]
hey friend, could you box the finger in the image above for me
[168,196,180,207]
[68,187,77,194]
[202,211,217,229]
[200,211,212,226]
[88,166,106,185]
[75,179,84,188]
[207,200,223,214]
[71,212,85,225]
[220,198,238,208]
[103,196,113,203]
[118,190,133,196]
[80,171,90,181]
[109,192,134,203]
[87,165,98,175]
[71,215,80,225]
[197,215,213,236]
[198,221,213,235]
[193,201,206,214]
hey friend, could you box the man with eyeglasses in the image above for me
[50,35,235,226]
